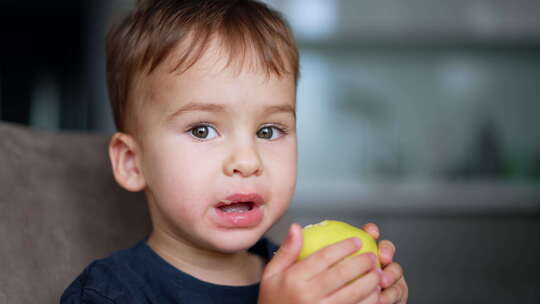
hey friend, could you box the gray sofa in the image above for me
[0,122,151,304]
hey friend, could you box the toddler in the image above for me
[61,0,408,303]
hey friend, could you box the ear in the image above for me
[109,132,146,192]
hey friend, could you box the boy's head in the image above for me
[106,0,299,253]
[107,0,299,133]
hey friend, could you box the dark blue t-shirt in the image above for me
[60,237,278,304]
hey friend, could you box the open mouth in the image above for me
[215,201,255,213]
[212,193,265,228]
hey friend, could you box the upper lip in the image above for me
[216,193,265,207]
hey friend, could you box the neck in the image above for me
[146,226,264,286]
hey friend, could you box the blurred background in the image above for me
[1,0,539,303]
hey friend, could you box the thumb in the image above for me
[263,223,303,279]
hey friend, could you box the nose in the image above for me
[223,140,263,177]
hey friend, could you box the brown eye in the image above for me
[257,127,274,139]
[190,125,217,139]
[192,126,208,138]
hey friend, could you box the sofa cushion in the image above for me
[0,122,150,304]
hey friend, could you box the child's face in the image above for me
[133,46,297,253]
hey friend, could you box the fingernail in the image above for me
[382,247,392,260]
[352,237,362,248]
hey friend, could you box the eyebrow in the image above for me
[166,102,296,121]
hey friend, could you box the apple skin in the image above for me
[298,220,380,268]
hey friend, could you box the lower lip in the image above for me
[212,204,264,228]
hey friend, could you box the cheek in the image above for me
[264,143,297,192]
[264,140,297,174]
[282,143,298,194]
[141,138,220,210]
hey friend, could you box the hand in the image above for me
[363,223,409,304]
[258,223,382,304]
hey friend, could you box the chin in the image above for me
[208,228,266,254]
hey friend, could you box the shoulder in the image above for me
[60,245,144,304]
[60,268,116,303]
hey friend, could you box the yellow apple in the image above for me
[298,220,380,268]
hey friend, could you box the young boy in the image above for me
[62,0,408,303]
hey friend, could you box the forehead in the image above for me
[132,42,296,121]
[167,35,294,84]
[143,39,296,108]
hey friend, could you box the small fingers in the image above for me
[355,289,380,304]
[363,222,380,240]
[381,262,403,288]
[378,240,396,265]
[263,223,303,279]
[292,237,362,280]
[397,277,409,304]
[380,277,408,304]
[322,270,381,304]
[312,253,376,296]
